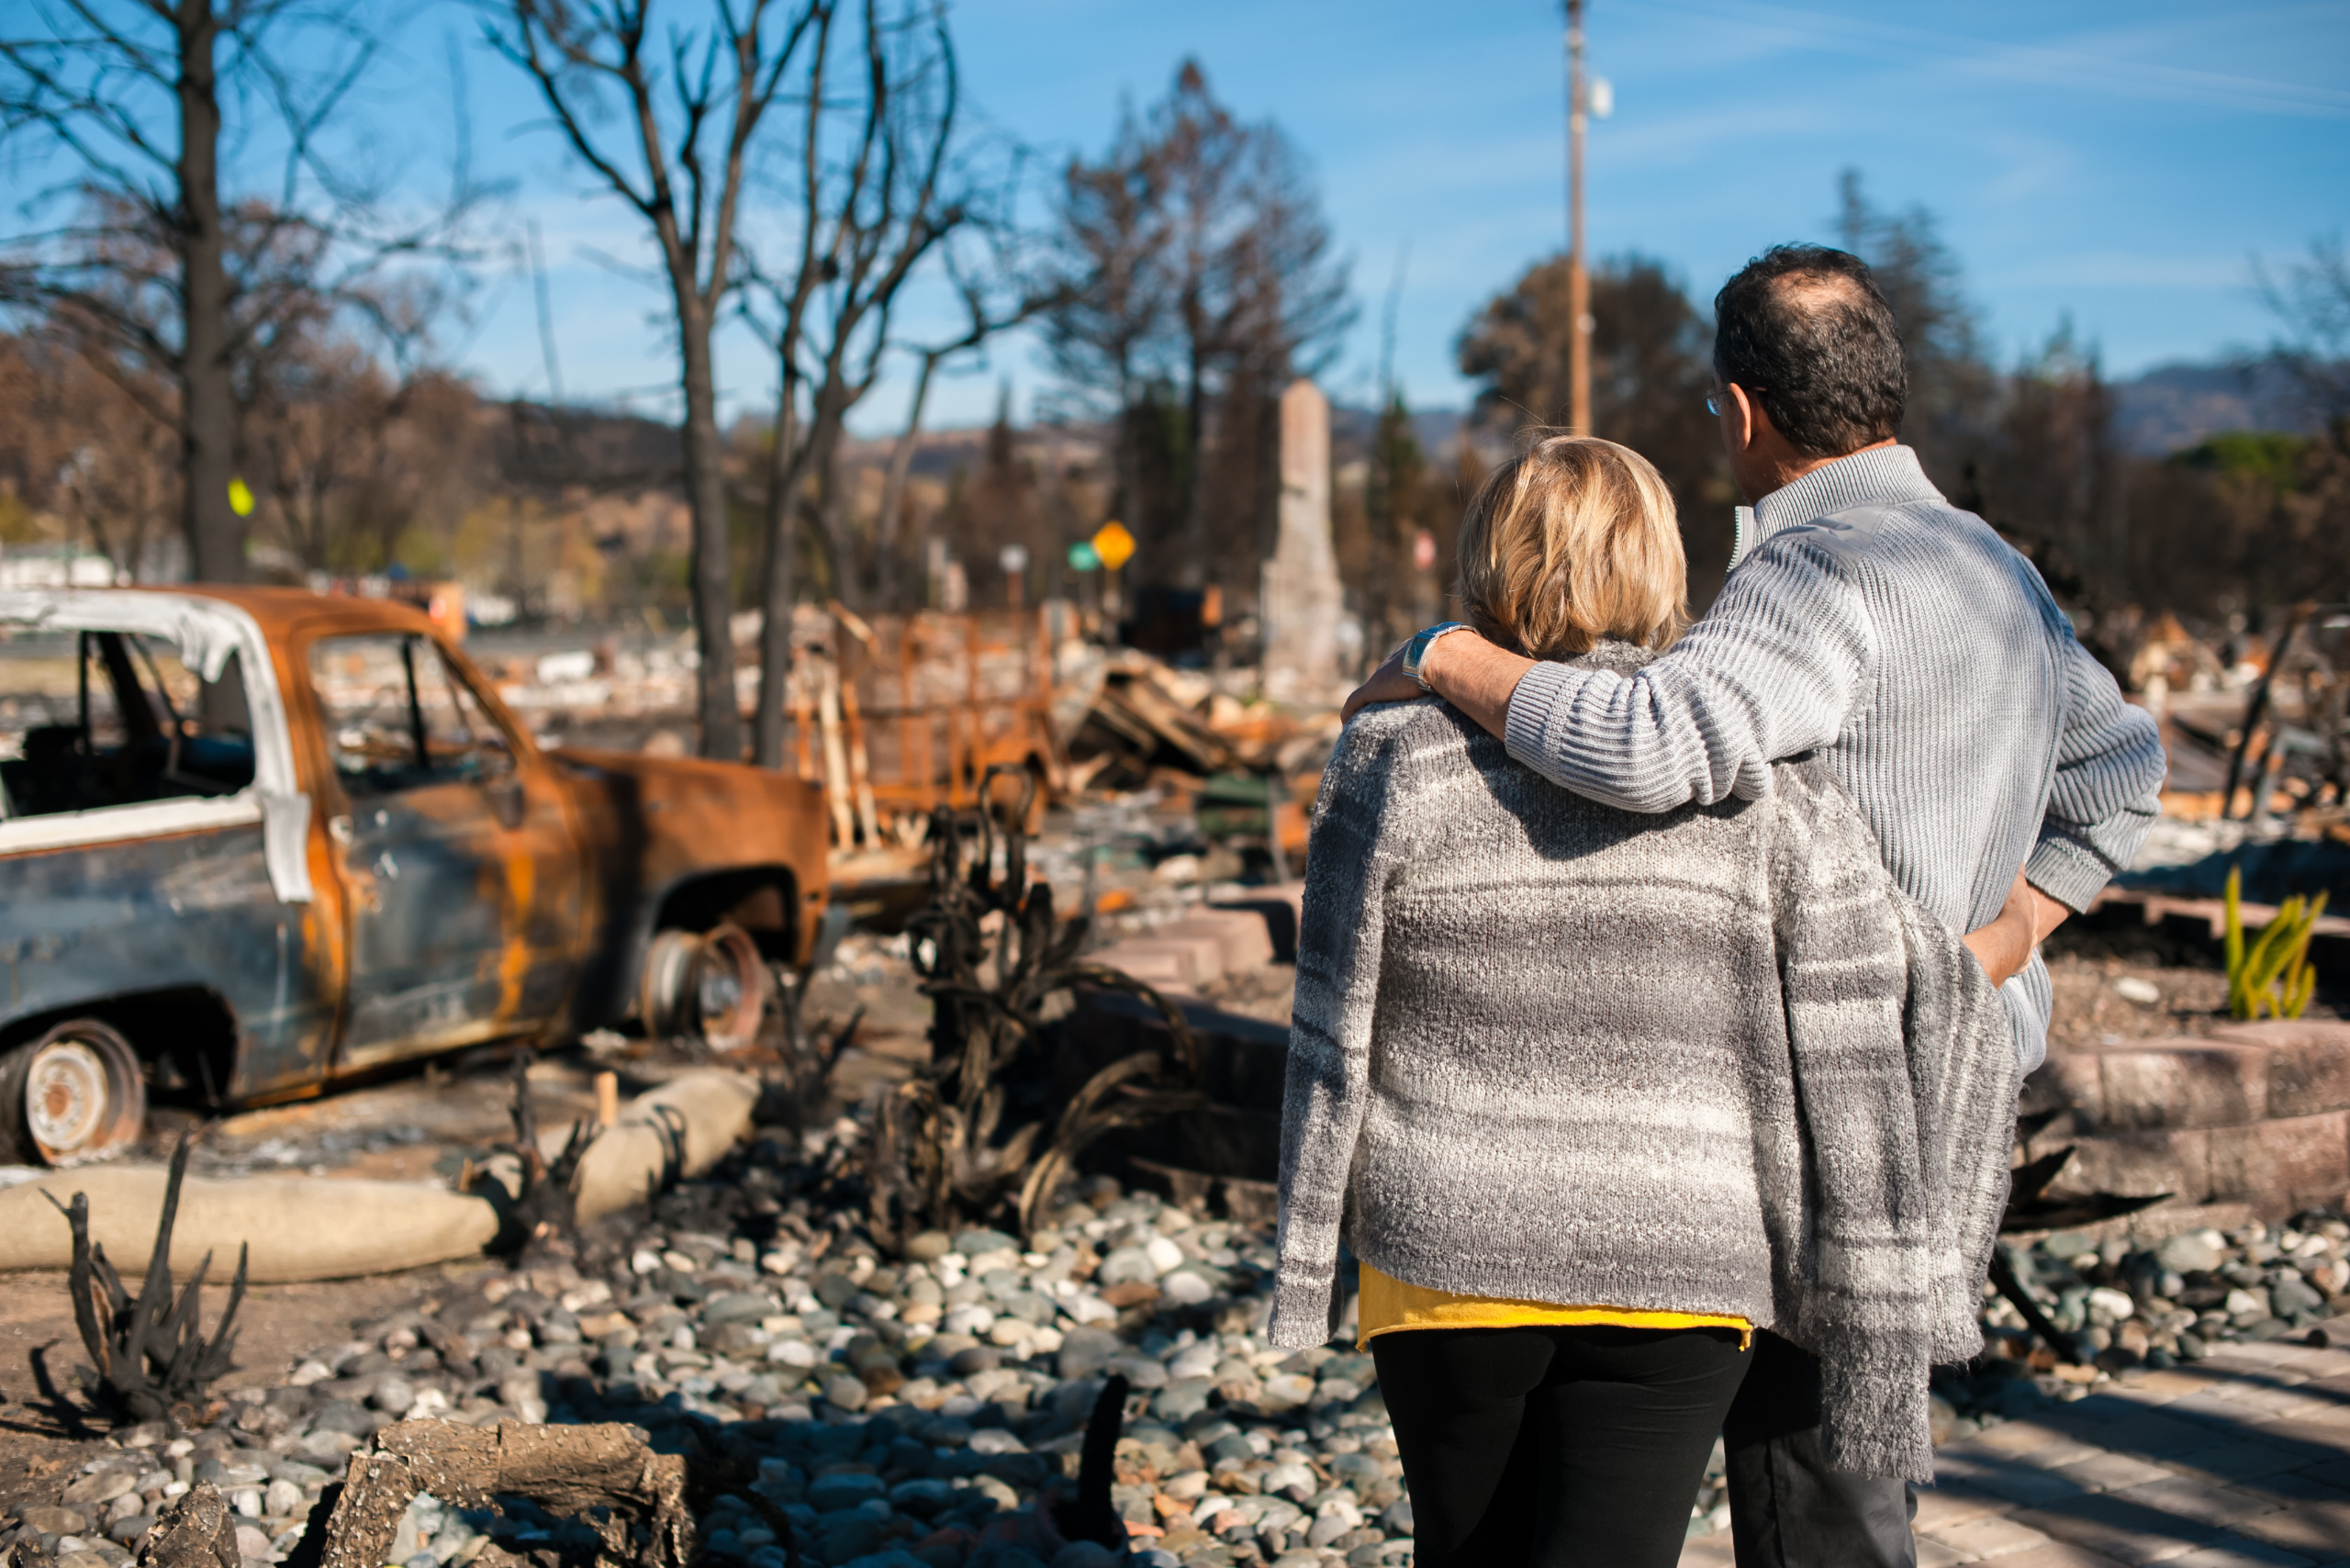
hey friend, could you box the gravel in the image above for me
[6,1107,2342,1568]
[1932,1214,2350,1437]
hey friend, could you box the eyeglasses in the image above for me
[1706,386,1762,417]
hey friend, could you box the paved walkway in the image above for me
[1681,1338,2350,1566]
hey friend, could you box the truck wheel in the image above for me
[0,1019,147,1166]
[640,923,769,1052]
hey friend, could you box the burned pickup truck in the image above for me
[0,587,829,1166]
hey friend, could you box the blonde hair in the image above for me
[1454,434,1688,658]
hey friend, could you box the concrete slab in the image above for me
[1090,934,1225,992]
[1156,910,1276,974]
[1923,1513,2060,1558]
[1680,1336,2350,1568]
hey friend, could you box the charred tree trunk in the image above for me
[871,349,940,614]
[679,297,742,762]
[751,365,805,772]
[174,0,240,583]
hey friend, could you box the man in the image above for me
[1345,244,2167,1566]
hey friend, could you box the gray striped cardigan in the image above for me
[1270,644,2018,1482]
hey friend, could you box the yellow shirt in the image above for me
[1356,1262,1752,1351]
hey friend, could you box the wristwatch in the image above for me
[1401,622,1471,691]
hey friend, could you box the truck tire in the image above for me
[639,923,769,1052]
[0,1018,147,1167]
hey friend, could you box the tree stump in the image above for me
[311,1421,693,1568]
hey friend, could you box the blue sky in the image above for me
[18,0,2350,433]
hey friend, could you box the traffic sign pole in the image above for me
[1091,521,1135,632]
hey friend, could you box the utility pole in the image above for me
[1565,0,1591,436]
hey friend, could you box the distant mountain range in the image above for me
[511,356,2331,493]
[1344,366,2330,464]
[2108,360,2323,455]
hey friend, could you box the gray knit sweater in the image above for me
[1270,645,2018,1482]
[1501,446,2167,1074]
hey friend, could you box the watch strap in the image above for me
[1402,622,1471,690]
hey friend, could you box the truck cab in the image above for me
[0,588,828,1165]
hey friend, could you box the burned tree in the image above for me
[0,2,478,582]
[47,1132,247,1427]
[488,0,822,762]
[737,0,1053,764]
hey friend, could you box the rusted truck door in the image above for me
[307,632,580,1068]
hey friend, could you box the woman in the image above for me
[1270,436,2016,1567]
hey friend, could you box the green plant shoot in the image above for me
[2224,864,2328,1021]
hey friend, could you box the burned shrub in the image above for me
[48,1131,246,1427]
[867,767,1206,1248]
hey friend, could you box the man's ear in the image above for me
[1727,383,1761,453]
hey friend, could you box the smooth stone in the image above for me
[1055,1327,1123,1381]
[904,1232,954,1261]
[1097,1248,1158,1286]
[62,1474,135,1507]
[821,1372,870,1411]
[1107,1355,1168,1391]
[308,1400,375,1438]
[887,1478,956,1516]
[807,1473,888,1512]
[818,1515,884,1562]
[2273,1276,2325,1315]
[705,1292,778,1325]
[1307,1514,1354,1548]
[1257,1374,1314,1410]
[953,1229,1020,1258]
[2155,1232,2223,1273]
[942,1305,997,1337]
[1155,1380,1214,1423]
[22,1509,91,1535]
[1160,1271,1214,1306]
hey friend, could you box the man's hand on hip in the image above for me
[1962,868,2071,988]
[1340,627,1538,738]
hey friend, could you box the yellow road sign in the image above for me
[1091,520,1135,572]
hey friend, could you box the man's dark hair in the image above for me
[1713,244,1906,459]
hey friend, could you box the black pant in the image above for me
[1721,1330,1916,1567]
[1371,1324,1751,1568]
